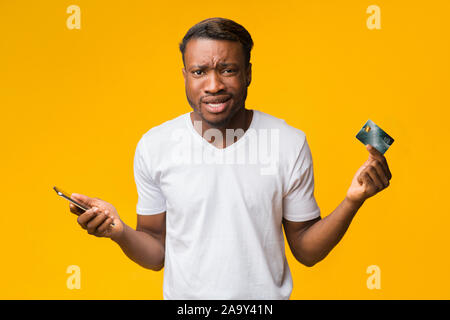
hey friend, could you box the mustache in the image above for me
[200,93,232,104]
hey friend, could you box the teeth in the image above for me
[207,103,223,107]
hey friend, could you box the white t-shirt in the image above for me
[133,109,321,299]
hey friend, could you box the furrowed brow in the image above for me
[219,62,238,68]
[189,62,238,70]
[190,64,208,70]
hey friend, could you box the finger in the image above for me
[374,158,391,182]
[359,171,374,189]
[77,207,99,229]
[365,166,385,192]
[69,203,84,216]
[385,159,392,180]
[96,216,114,235]
[366,144,384,160]
[104,210,116,227]
[371,155,391,181]
[366,144,391,180]
[86,212,109,235]
[366,144,387,166]
[371,160,390,187]
[71,193,97,209]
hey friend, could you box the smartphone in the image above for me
[53,186,90,215]
[54,186,115,227]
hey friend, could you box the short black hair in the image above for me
[179,17,254,68]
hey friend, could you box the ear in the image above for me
[182,67,187,83]
[246,63,252,87]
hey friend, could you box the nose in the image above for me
[204,71,225,94]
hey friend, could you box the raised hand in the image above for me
[69,193,124,239]
[346,144,392,204]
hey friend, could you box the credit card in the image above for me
[356,119,394,154]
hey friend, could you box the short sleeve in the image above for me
[134,137,167,215]
[282,137,321,222]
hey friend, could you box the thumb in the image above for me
[357,171,365,185]
[111,217,120,228]
[366,144,383,159]
[71,193,95,207]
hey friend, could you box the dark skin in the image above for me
[69,38,392,270]
[182,38,253,149]
[284,144,391,266]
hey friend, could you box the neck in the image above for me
[190,108,253,149]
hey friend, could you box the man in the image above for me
[70,17,392,299]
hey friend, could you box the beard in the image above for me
[185,87,248,129]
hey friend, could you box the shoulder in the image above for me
[136,112,189,153]
[142,112,188,141]
[255,110,308,152]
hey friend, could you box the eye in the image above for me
[192,70,204,76]
[223,69,235,74]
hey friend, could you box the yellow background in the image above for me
[1,0,449,299]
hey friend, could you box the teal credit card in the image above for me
[356,120,394,154]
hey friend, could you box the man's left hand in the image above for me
[346,144,392,204]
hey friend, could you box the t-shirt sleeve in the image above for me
[282,136,321,222]
[134,137,167,215]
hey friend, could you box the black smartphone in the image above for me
[53,186,90,215]
[54,186,115,227]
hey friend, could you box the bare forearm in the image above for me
[111,223,165,271]
[292,197,364,266]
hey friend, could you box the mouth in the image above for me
[202,96,231,114]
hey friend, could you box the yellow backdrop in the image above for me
[1,0,449,299]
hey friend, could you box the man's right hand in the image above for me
[69,193,124,240]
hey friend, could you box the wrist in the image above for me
[110,222,127,243]
[344,195,365,210]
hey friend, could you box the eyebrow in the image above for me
[189,62,239,70]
